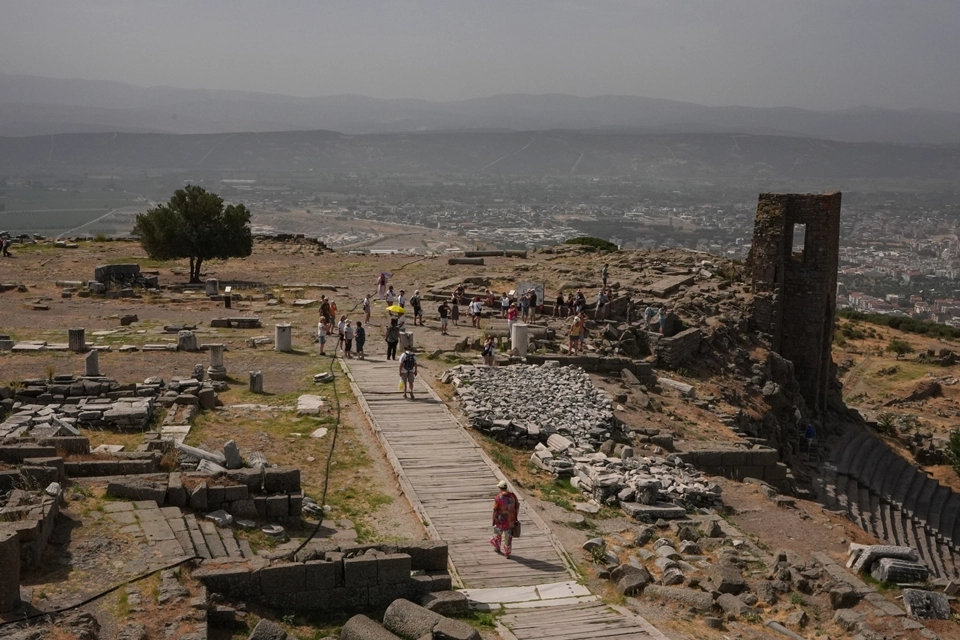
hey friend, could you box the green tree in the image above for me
[885,338,914,360]
[133,185,252,283]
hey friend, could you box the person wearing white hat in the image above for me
[491,480,519,559]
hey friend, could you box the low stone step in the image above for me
[912,478,938,525]
[184,514,211,559]
[864,449,896,495]
[938,495,960,548]
[927,485,951,535]
[835,430,872,475]
[880,456,909,504]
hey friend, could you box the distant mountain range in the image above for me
[2,129,959,182]
[2,73,960,145]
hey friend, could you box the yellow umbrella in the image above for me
[386,305,406,314]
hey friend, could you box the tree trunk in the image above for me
[190,257,203,284]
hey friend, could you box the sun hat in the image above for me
[497,480,508,489]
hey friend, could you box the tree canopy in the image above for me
[133,185,252,283]
[885,338,915,360]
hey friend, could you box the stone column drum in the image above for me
[512,323,529,357]
[275,324,292,352]
[84,350,100,377]
[177,330,198,352]
[68,327,85,352]
[0,529,20,612]
[399,331,414,351]
[249,371,263,393]
[205,278,219,297]
[207,344,227,380]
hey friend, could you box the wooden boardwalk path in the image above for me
[342,358,570,588]
[342,357,669,639]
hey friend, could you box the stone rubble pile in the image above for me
[444,363,620,449]
[444,363,719,517]
[561,444,722,511]
[0,375,222,438]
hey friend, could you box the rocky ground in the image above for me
[0,239,958,639]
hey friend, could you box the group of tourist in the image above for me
[317,295,367,360]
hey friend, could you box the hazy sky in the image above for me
[2,0,959,110]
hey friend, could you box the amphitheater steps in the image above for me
[823,428,960,580]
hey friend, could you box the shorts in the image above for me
[355,341,365,352]
[345,339,352,351]
[473,312,481,318]
[570,336,581,343]
[318,336,326,345]
[441,317,448,327]
[400,371,415,384]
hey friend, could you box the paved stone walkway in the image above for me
[103,500,254,561]
[342,358,669,639]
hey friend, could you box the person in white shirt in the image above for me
[397,290,407,309]
[500,293,510,319]
[343,321,354,359]
[385,286,396,305]
[317,320,327,356]
[337,315,347,351]
[362,295,371,324]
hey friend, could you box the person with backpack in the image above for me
[385,318,400,360]
[411,290,423,326]
[354,321,365,359]
[438,301,450,335]
[481,336,496,366]
[398,345,418,399]
[491,480,520,559]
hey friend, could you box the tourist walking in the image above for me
[337,315,348,351]
[363,295,371,324]
[385,285,396,305]
[595,288,608,321]
[317,319,327,356]
[500,292,510,319]
[319,296,332,326]
[451,296,460,326]
[507,303,519,345]
[490,480,520,559]
[569,313,585,354]
[659,306,668,334]
[528,288,538,323]
[343,321,354,359]
[397,289,407,309]
[644,304,657,331]
[470,297,483,328]
[601,263,609,288]
[554,290,565,318]
[520,291,530,322]
[398,345,418,400]
[385,318,400,360]
[411,290,423,326]
[574,289,586,315]
[481,336,496,366]
[438,300,450,335]
[354,321,365,359]
[376,272,388,299]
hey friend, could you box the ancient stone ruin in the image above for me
[747,192,841,415]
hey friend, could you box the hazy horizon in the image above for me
[2,1,959,112]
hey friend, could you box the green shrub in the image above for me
[563,237,618,252]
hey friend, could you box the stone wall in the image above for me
[523,355,655,379]
[746,192,841,416]
[647,327,702,369]
[0,493,60,569]
[677,446,790,491]
[194,541,450,612]
[105,467,304,525]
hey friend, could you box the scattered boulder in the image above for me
[247,619,288,640]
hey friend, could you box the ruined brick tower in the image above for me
[747,192,841,415]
